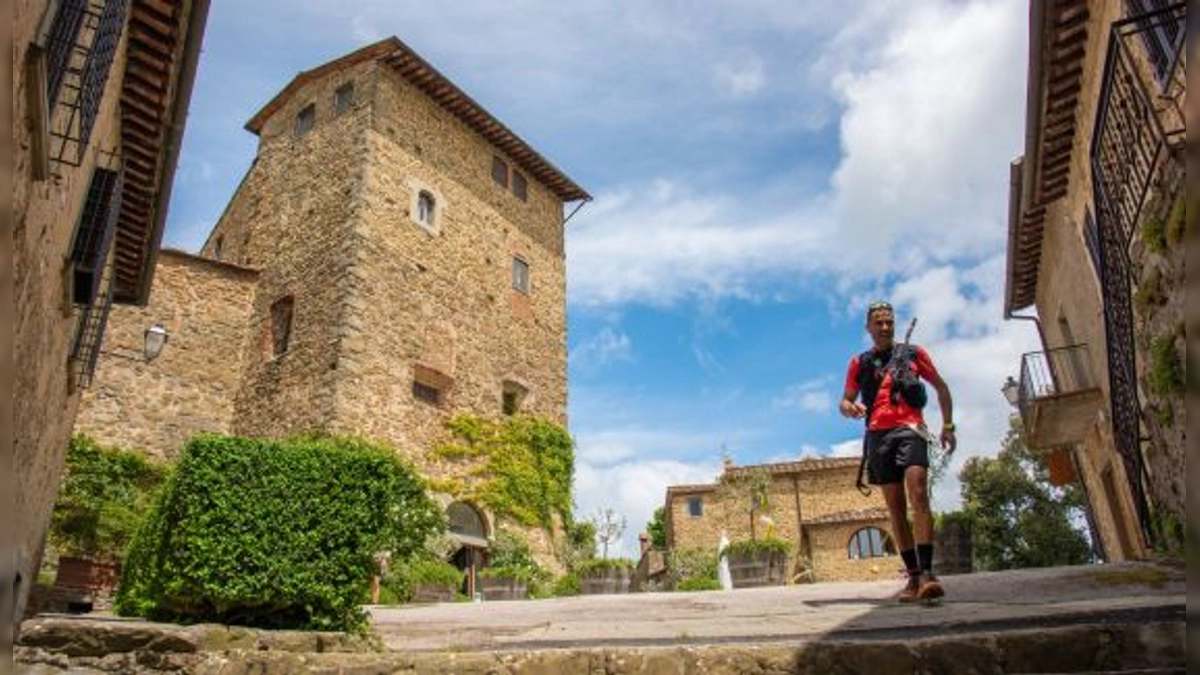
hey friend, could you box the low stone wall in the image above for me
[15,614,1185,674]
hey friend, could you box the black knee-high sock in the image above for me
[901,548,919,579]
[917,543,934,573]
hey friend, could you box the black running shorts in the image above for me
[865,427,929,485]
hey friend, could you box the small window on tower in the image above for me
[334,81,355,114]
[512,171,528,201]
[417,191,436,227]
[501,379,529,416]
[512,257,530,294]
[295,103,316,135]
[492,156,509,188]
[270,296,294,357]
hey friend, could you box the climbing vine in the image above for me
[430,415,574,533]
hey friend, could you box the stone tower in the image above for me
[200,37,589,453]
[75,37,590,568]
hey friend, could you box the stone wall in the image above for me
[75,251,260,458]
[1030,0,1153,562]
[13,0,129,625]
[666,459,892,583]
[203,62,374,441]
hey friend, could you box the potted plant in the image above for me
[48,436,169,602]
[576,557,635,595]
[724,537,790,588]
[407,558,465,603]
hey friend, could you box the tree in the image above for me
[646,506,667,550]
[957,418,1092,571]
[716,464,772,540]
[588,508,626,560]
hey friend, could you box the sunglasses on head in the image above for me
[867,301,893,315]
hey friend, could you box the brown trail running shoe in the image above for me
[917,573,944,601]
[895,576,921,603]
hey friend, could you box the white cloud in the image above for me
[574,458,720,560]
[714,56,766,97]
[772,377,835,414]
[570,327,633,371]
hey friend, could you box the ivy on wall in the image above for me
[429,415,574,533]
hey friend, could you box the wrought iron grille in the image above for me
[1089,1,1185,549]
[69,284,113,390]
[69,166,123,305]
[44,0,89,109]
[47,0,130,170]
[1090,3,1185,252]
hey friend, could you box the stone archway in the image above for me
[446,501,489,598]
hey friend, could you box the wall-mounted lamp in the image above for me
[1001,375,1020,407]
[104,323,170,363]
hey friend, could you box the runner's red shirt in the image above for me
[845,346,939,431]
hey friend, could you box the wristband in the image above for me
[942,422,956,432]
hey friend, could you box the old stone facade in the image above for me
[13,0,208,630]
[664,458,894,583]
[74,38,590,571]
[75,251,259,456]
[1005,1,1185,561]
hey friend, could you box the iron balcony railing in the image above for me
[1015,344,1104,450]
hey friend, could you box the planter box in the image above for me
[579,567,632,595]
[727,550,787,588]
[478,576,527,601]
[411,582,456,604]
[54,557,120,592]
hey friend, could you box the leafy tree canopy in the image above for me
[957,418,1093,571]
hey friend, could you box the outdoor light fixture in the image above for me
[1001,376,1020,407]
[143,323,169,362]
[102,323,170,363]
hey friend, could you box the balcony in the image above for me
[1015,344,1104,449]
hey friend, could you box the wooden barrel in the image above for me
[579,567,632,595]
[728,551,786,588]
[478,576,528,601]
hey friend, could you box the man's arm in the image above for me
[926,372,955,452]
[840,385,866,419]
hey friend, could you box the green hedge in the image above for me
[114,434,444,632]
[575,557,634,575]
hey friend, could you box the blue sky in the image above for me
[162,0,1043,558]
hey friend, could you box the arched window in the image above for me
[847,526,895,559]
[447,502,487,540]
[417,190,436,226]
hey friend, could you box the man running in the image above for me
[840,301,956,601]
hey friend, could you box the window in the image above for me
[1082,208,1101,283]
[412,380,441,406]
[295,103,315,135]
[69,167,122,305]
[512,171,528,201]
[847,527,895,559]
[491,156,509,188]
[511,257,530,294]
[417,191,436,227]
[501,379,528,416]
[213,235,224,261]
[333,81,355,114]
[269,296,294,357]
[686,497,703,517]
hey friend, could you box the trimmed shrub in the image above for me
[115,434,444,632]
[380,557,464,604]
[575,557,634,575]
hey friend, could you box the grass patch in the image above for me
[1148,334,1184,396]
[1088,566,1175,589]
[1165,197,1185,246]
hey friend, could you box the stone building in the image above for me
[13,0,209,628]
[664,457,895,583]
[75,37,591,574]
[1004,0,1184,561]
